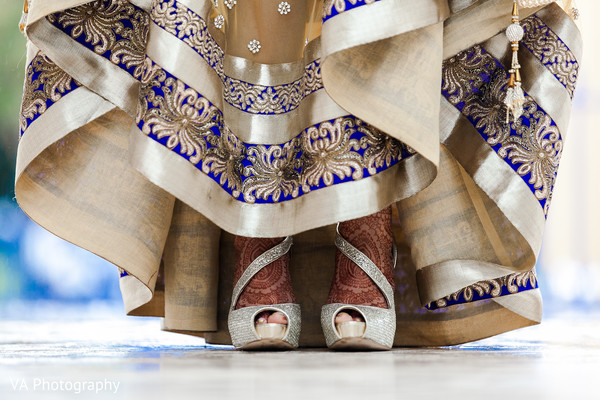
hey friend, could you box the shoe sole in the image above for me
[328,337,390,351]
[238,338,295,351]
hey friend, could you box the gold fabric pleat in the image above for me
[15,0,581,346]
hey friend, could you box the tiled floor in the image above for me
[0,303,598,399]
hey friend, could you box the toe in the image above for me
[335,311,353,324]
[255,311,270,325]
[352,315,364,322]
[350,310,364,322]
[335,310,364,324]
[267,311,288,324]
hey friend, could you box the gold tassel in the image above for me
[19,0,29,33]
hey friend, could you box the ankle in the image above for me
[327,208,395,308]
[233,236,295,310]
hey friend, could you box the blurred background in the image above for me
[0,1,597,314]
[0,1,121,311]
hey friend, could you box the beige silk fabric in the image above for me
[15,0,581,346]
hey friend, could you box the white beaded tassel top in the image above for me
[504,0,526,123]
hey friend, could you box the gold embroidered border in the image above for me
[440,100,545,260]
[27,16,141,117]
[482,25,573,136]
[129,127,436,237]
[146,22,223,109]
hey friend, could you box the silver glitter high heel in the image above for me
[227,236,300,350]
[321,226,397,350]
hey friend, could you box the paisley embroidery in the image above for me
[521,15,579,98]
[138,59,409,204]
[360,120,404,174]
[426,270,538,310]
[20,52,80,135]
[462,66,512,146]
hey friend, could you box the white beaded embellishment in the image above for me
[214,14,224,29]
[571,7,580,20]
[504,0,526,123]
[278,2,291,14]
[248,39,261,54]
[224,0,236,9]
[213,0,218,7]
[516,0,553,7]
[505,22,524,42]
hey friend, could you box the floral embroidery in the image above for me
[301,118,364,191]
[521,15,579,98]
[242,141,301,203]
[499,113,562,209]
[20,52,79,135]
[140,77,221,165]
[138,60,408,203]
[214,15,224,29]
[461,67,512,146]
[152,0,224,77]
[152,0,323,115]
[247,39,261,54]
[223,61,323,115]
[441,46,499,107]
[202,128,246,198]
[426,270,538,310]
[278,2,291,15]
[441,37,572,215]
[47,0,149,79]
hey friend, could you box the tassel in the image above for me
[19,0,29,33]
[504,0,526,123]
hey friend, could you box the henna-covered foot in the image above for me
[327,207,395,323]
[233,236,295,325]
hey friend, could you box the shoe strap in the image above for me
[230,236,293,312]
[335,226,396,309]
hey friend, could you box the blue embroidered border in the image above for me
[47,5,146,79]
[521,14,579,99]
[21,58,80,135]
[425,274,539,311]
[322,0,383,23]
[140,59,409,204]
[151,0,323,116]
[441,46,560,214]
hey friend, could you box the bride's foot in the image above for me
[233,235,295,327]
[327,207,396,325]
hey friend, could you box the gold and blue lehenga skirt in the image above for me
[15,0,581,346]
